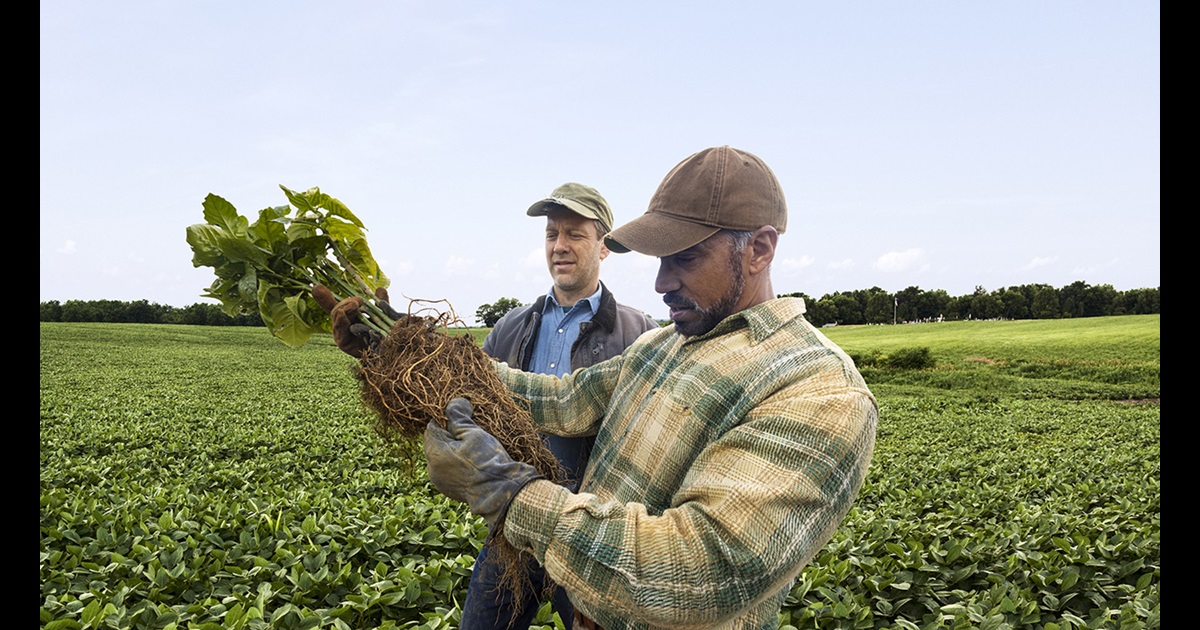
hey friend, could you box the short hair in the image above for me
[721,229,754,252]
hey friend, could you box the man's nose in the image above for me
[654,263,679,295]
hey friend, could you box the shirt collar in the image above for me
[684,296,808,344]
[543,284,603,315]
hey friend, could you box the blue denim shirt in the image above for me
[529,285,602,490]
[529,285,603,377]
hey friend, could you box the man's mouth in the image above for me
[663,294,696,320]
[667,305,691,320]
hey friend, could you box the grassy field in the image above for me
[39,315,1159,629]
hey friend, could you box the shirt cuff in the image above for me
[502,478,570,559]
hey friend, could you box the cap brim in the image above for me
[527,198,598,222]
[604,213,720,257]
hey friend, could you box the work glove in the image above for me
[424,398,544,529]
[312,285,403,359]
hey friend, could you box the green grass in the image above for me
[40,316,1159,629]
[821,315,1159,365]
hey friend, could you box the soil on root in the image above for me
[353,309,568,611]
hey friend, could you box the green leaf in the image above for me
[44,620,84,630]
[202,193,248,235]
[323,216,366,244]
[257,286,318,347]
[979,614,1005,630]
[940,604,968,615]
[249,205,290,250]
[186,224,229,268]
[216,233,270,267]
[321,195,365,228]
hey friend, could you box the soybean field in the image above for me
[40,315,1160,629]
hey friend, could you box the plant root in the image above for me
[354,299,567,607]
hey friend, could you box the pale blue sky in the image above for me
[40,1,1159,325]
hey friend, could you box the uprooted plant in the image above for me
[186,185,566,603]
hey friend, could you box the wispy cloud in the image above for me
[778,255,815,271]
[1021,256,1058,271]
[874,248,927,273]
[56,240,76,254]
[828,259,855,270]
[444,256,476,275]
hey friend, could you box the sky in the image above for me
[40,2,1159,326]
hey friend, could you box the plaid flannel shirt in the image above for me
[497,297,878,630]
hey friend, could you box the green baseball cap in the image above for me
[526,182,614,235]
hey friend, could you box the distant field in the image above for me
[40,315,1159,629]
[821,315,1160,365]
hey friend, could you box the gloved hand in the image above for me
[424,398,544,529]
[312,285,403,358]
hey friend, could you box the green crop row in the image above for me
[40,318,1159,629]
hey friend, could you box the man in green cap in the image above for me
[465,182,659,629]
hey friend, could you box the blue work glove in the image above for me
[424,398,544,529]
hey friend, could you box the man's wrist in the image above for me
[499,478,570,557]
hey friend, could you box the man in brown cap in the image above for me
[324,146,878,629]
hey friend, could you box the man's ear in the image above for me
[598,238,611,261]
[747,226,778,274]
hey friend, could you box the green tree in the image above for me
[829,293,864,325]
[1119,287,1160,314]
[913,289,952,321]
[1059,280,1090,318]
[894,286,922,323]
[1031,285,1061,319]
[475,297,524,327]
[970,292,1002,320]
[1083,284,1118,317]
[998,287,1029,320]
[807,297,839,327]
[40,300,63,322]
[865,291,894,324]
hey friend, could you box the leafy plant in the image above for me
[185,185,395,347]
[881,346,935,370]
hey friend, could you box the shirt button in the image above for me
[549,363,556,369]
[558,329,564,333]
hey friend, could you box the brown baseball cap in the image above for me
[605,145,787,256]
[526,182,614,235]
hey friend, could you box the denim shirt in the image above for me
[528,285,602,489]
[529,285,603,377]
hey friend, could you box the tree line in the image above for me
[784,281,1159,328]
[40,281,1158,328]
[38,299,264,327]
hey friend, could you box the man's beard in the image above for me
[665,253,745,338]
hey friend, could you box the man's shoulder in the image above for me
[482,300,540,354]
[492,301,538,330]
